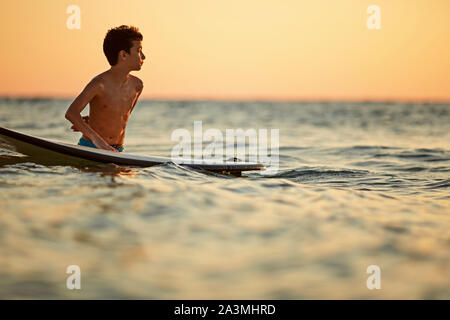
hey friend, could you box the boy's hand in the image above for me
[92,137,120,153]
[70,116,89,132]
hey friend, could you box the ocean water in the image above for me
[0,98,449,299]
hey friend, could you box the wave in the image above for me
[266,167,369,180]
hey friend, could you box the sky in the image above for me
[0,0,449,101]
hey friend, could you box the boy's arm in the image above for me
[130,79,144,113]
[65,78,118,152]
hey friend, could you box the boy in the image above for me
[65,25,146,152]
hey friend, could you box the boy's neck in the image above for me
[109,65,131,83]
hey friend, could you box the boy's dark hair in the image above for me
[103,25,143,66]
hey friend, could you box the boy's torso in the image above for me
[82,72,142,146]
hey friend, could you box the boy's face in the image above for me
[123,40,146,71]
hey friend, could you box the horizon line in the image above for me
[0,93,449,104]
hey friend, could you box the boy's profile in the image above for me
[65,25,146,152]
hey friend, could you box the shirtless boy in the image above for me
[65,25,146,152]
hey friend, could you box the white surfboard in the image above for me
[0,127,264,176]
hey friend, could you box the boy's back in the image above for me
[65,25,145,152]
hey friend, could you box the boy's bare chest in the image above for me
[97,87,137,114]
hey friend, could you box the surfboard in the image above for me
[0,127,264,176]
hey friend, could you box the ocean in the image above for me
[0,98,449,299]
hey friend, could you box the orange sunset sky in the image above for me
[0,0,449,101]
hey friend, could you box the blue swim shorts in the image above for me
[78,137,124,152]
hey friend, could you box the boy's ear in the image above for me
[118,49,128,61]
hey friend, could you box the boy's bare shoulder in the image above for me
[87,72,108,91]
[129,75,144,91]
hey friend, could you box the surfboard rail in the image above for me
[0,126,265,175]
